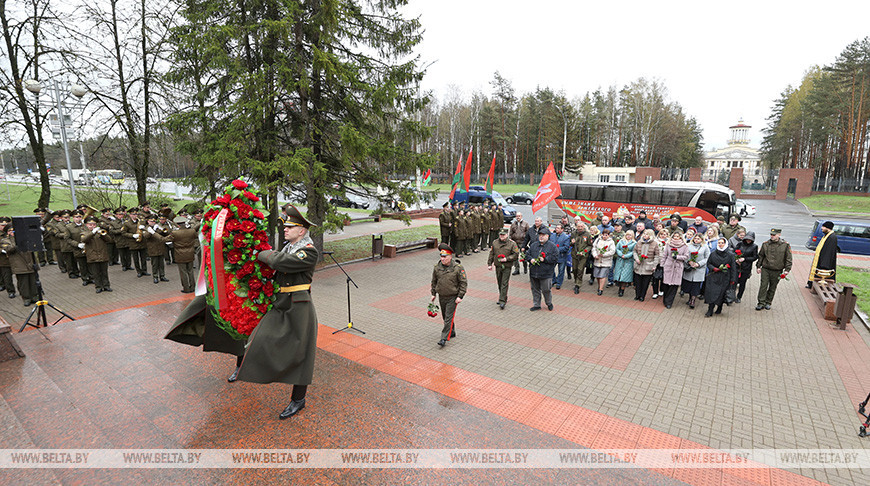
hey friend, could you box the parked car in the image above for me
[450,186,517,223]
[506,191,534,205]
[736,199,756,217]
[806,219,870,255]
[329,194,370,209]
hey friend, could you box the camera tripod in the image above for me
[19,263,75,332]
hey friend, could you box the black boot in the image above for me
[228,367,240,382]
[278,399,306,419]
[688,297,696,309]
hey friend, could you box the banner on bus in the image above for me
[555,200,712,222]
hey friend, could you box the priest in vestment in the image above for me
[807,221,838,288]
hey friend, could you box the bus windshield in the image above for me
[549,181,734,224]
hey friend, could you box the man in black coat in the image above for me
[807,221,838,288]
[528,226,558,311]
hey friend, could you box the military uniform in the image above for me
[109,210,131,270]
[170,218,198,293]
[755,229,793,310]
[488,231,519,308]
[34,208,53,265]
[439,205,453,246]
[66,217,92,285]
[469,208,482,252]
[46,215,67,272]
[0,229,36,305]
[99,210,120,265]
[489,206,502,248]
[81,218,112,292]
[431,244,467,344]
[122,215,149,276]
[509,217,530,274]
[721,222,746,240]
[571,227,593,291]
[142,221,170,283]
[58,216,80,278]
[0,219,15,297]
[456,211,471,255]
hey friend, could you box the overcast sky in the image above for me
[406,0,870,151]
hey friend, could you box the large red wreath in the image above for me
[200,179,278,340]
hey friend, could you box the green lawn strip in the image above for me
[321,224,439,265]
[799,195,870,214]
[834,266,870,315]
[0,181,195,216]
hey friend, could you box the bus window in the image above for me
[559,183,577,200]
[698,190,731,217]
[577,185,603,201]
[661,188,694,206]
[640,187,662,205]
[603,185,631,203]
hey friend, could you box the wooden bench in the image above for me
[382,237,438,258]
[810,280,839,321]
[0,322,25,362]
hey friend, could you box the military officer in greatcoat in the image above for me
[170,216,198,293]
[81,216,113,293]
[431,242,467,347]
[236,205,320,420]
[488,228,519,309]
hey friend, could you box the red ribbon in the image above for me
[210,208,229,310]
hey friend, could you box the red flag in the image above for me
[462,149,473,191]
[485,153,496,193]
[532,162,562,214]
[448,158,463,199]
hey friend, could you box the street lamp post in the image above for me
[553,103,567,175]
[24,79,87,207]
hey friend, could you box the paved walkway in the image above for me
[2,223,870,484]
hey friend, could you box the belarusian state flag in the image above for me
[532,161,562,214]
[484,153,496,193]
[422,169,431,186]
[448,158,463,199]
[462,150,473,192]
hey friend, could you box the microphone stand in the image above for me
[326,252,365,335]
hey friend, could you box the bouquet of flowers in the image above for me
[427,302,439,318]
[640,254,649,260]
[713,263,731,272]
[735,249,742,257]
[530,251,546,266]
[689,251,699,263]
[671,248,679,259]
[200,179,277,340]
[518,250,526,262]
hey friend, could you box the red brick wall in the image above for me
[776,168,814,199]
[689,168,702,181]
[728,168,743,197]
[740,194,776,200]
[635,167,660,184]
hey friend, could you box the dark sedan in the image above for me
[506,191,533,205]
[329,194,370,209]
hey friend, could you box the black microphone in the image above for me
[322,250,334,255]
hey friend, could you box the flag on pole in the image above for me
[448,158,463,199]
[462,150,473,192]
[532,161,562,214]
[422,169,431,186]
[484,153,496,193]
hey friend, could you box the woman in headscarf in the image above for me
[613,230,636,297]
[704,236,738,317]
[633,229,659,301]
[681,232,709,309]
[661,231,689,308]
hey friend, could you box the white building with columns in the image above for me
[703,119,764,185]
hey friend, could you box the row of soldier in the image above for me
[438,201,506,256]
[0,203,204,307]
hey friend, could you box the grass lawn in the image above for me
[0,181,193,216]
[833,266,870,315]
[322,224,439,265]
[799,194,870,214]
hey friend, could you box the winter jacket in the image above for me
[733,231,758,277]
[633,238,660,275]
[591,236,617,268]
[662,240,689,285]
[528,239,558,279]
[613,238,636,283]
[682,241,710,283]
[551,232,571,264]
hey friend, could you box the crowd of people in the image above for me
[432,203,799,343]
[0,202,204,306]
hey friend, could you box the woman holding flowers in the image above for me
[681,233,710,309]
[704,236,737,317]
[591,228,616,296]
[633,229,659,301]
[613,230,636,297]
[661,231,689,308]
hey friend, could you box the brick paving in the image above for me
[2,221,870,484]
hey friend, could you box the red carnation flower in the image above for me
[258,303,269,314]
[214,195,231,206]
[263,285,274,297]
[254,230,268,241]
[248,278,263,290]
[233,233,247,248]
[255,242,271,251]
[261,267,275,278]
[252,209,264,219]
[241,220,256,233]
[227,249,242,264]
[248,289,260,300]
[225,219,241,231]
[232,179,248,189]
[244,191,259,202]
